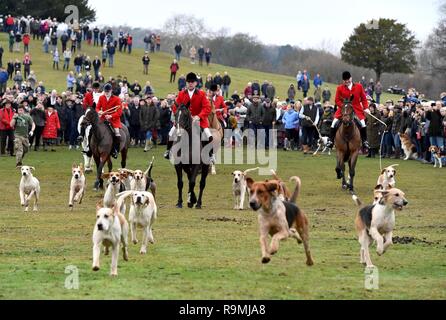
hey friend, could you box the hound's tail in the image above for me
[145,156,155,178]
[289,176,301,204]
[243,167,259,176]
[270,169,280,181]
[352,194,362,207]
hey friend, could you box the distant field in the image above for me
[0,33,403,103]
[0,146,444,299]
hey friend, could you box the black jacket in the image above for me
[426,110,444,137]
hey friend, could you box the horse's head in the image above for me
[175,104,192,136]
[341,97,354,126]
[80,107,98,128]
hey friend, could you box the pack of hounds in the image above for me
[17,159,408,276]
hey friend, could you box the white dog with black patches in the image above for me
[69,163,86,210]
[92,200,129,276]
[232,167,259,210]
[18,166,40,212]
[353,188,408,268]
[313,136,331,156]
[116,191,157,254]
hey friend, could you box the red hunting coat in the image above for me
[173,89,211,128]
[96,95,123,128]
[83,91,94,110]
[42,110,61,139]
[212,95,227,122]
[334,83,369,120]
[0,107,15,130]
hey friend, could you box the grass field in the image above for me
[0,33,445,300]
[0,33,403,103]
[0,146,445,300]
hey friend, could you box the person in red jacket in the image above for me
[96,83,122,158]
[164,72,212,160]
[209,84,227,128]
[42,105,61,151]
[327,71,370,151]
[0,99,15,156]
[23,33,30,53]
[82,82,101,110]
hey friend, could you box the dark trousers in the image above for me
[263,124,272,148]
[0,129,14,155]
[301,126,316,147]
[170,72,177,83]
[29,126,44,149]
[129,125,141,142]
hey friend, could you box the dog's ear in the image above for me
[72,163,78,169]
[265,181,279,193]
[17,166,22,170]
[375,184,383,190]
[101,173,110,179]
[381,168,386,174]
[30,167,35,171]
[231,171,235,176]
[245,177,254,189]
[96,200,103,212]
[120,172,128,179]
[79,163,84,171]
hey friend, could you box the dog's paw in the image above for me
[261,257,271,264]
[306,258,314,266]
[33,207,38,212]
[133,239,138,245]
[123,249,129,261]
[110,271,118,277]
[140,247,147,255]
[92,266,100,271]
[376,249,384,256]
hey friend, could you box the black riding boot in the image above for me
[360,127,370,152]
[327,127,337,148]
[112,135,120,159]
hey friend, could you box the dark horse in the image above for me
[172,104,210,209]
[335,101,361,193]
[80,108,130,190]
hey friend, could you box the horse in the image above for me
[171,104,211,209]
[208,100,224,175]
[80,108,130,190]
[334,101,361,193]
[77,109,93,173]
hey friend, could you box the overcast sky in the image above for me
[88,0,440,53]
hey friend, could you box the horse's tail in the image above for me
[289,176,301,204]
[352,194,362,207]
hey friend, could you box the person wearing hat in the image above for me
[326,71,371,151]
[164,72,212,160]
[83,82,101,110]
[209,84,227,129]
[96,83,123,158]
[0,98,16,156]
[10,104,35,166]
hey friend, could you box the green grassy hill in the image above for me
[0,33,401,103]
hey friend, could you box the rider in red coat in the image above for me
[165,72,213,161]
[327,71,371,151]
[209,84,227,128]
[96,83,123,158]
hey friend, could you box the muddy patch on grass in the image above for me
[393,236,441,246]
[202,217,252,225]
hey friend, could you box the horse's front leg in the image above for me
[175,165,183,208]
[107,158,113,173]
[187,165,199,208]
[196,165,210,209]
[349,152,359,192]
[335,150,344,180]
[95,155,107,190]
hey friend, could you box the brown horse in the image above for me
[80,108,130,190]
[335,102,361,192]
[208,100,224,175]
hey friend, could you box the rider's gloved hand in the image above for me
[364,109,371,115]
